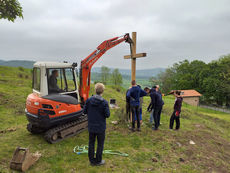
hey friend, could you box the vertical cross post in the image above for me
[124,32,146,81]
[131,32,136,81]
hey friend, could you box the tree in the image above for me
[149,76,159,87]
[157,68,176,94]
[0,0,23,22]
[100,66,110,85]
[111,69,122,86]
[158,55,230,106]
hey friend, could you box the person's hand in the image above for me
[175,111,180,116]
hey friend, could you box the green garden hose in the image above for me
[73,145,128,157]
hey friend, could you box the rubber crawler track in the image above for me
[44,115,88,144]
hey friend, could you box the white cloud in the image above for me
[0,0,230,69]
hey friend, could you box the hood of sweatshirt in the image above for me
[89,95,104,106]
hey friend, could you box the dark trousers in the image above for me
[131,106,140,129]
[153,107,161,129]
[158,106,163,125]
[88,131,105,164]
[126,102,131,121]
[169,111,180,129]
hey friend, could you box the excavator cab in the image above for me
[32,62,79,99]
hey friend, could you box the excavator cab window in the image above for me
[47,68,76,94]
[64,68,76,91]
[33,67,41,91]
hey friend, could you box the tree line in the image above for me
[151,54,230,107]
[97,66,123,86]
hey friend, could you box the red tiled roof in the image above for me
[179,90,202,97]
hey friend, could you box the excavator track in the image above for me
[44,115,88,144]
[27,123,45,134]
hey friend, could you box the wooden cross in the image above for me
[124,32,147,81]
[124,32,147,123]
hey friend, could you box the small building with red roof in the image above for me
[179,90,202,106]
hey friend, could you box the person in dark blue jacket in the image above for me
[148,86,163,130]
[127,80,147,131]
[156,85,164,125]
[83,83,110,166]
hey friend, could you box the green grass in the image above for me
[0,66,230,172]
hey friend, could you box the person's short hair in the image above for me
[144,87,150,91]
[131,80,136,85]
[95,83,105,95]
[153,85,157,89]
[175,90,181,95]
[52,70,58,75]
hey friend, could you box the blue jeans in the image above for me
[149,109,154,124]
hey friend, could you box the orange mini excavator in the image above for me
[25,33,132,143]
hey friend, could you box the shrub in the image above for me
[18,73,23,78]
[114,108,127,124]
[18,66,25,72]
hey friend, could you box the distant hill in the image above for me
[91,67,165,78]
[0,60,165,78]
[0,60,35,69]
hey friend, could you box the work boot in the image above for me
[90,162,96,166]
[96,160,105,166]
[129,127,135,132]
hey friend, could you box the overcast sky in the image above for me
[0,0,230,69]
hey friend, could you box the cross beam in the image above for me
[124,53,147,59]
[124,32,147,81]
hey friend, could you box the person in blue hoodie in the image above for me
[127,80,147,132]
[83,83,110,166]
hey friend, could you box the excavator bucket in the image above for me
[10,147,41,172]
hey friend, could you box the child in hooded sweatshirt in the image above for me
[169,90,183,130]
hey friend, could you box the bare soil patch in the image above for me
[175,126,230,172]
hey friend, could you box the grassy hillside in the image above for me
[0,66,230,173]
[0,60,35,69]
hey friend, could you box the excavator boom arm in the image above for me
[79,33,132,103]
